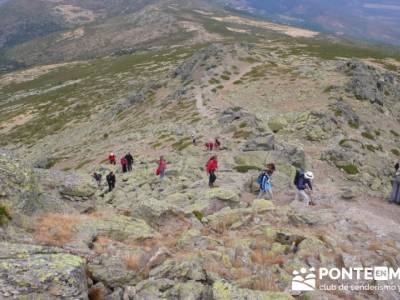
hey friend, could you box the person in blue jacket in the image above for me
[257,163,276,200]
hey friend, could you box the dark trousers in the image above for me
[209,172,216,187]
[108,181,115,192]
[127,163,132,172]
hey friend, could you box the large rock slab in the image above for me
[212,280,294,300]
[0,153,42,215]
[0,242,88,299]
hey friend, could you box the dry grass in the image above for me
[251,249,285,266]
[88,286,105,300]
[232,267,252,280]
[92,236,114,254]
[127,234,178,252]
[124,253,142,271]
[368,240,384,251]
[35,213,81,246]
[244,275,280,292]
[203,259,232,279]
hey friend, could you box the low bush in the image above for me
[341,164,359,175]
[234,165,261,173]
[361,132,375,140]
[348,121,360,129]
[0,205,11,226]
[391,149,400,156]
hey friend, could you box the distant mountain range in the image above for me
[225,0,400,45]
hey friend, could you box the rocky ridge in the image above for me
[1,40,400,299]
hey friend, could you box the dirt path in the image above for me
[195,62,260,118]
[195,88,214,119]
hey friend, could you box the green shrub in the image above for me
[339,139,361,148]
[233,130,252,139]
[341,164,359,175]
[334,109,342,117]
[348,121,360,129]
[152,142,162,149]
[0,205,11,226]
[324,85,334,93]
[233,80,243,85]
[172,137,192,151]
[239,122,248,128]
[208,78,220,85]
[193,210,204,222]
[361,132,375,140]
[365,144,376,152]
[234,165,261,173]
[220,75,230,81]
[391,149,400,156]
[390,130,400,137]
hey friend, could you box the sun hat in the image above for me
[305,171,314,180]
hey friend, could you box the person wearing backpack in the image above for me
[93,172,102,187]
[294,169,315,205]
[156,156,167,180]
[108,152,116,165]
[206,156,218,188]
[257,163,276,199]
[106,171,116,192]
[120,156,128,173]
[390,165,400,204]
[125,152,134,172]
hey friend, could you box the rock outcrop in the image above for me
[0,243,88,299]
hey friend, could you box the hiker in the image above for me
[156,156,167,180]
[192,132,197,146]
[125,152,134,172]
[108,152,116,165]
[257,163,276,199]
[205,142,214,151]
[121,157,128,173]
[390,166,400,204]
[106,171,116,192]
[294,170,315,205]
[395,162,399,172]
[93,172,102,186]
[206,156,218,188]
[215,138,221,150]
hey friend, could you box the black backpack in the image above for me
[293,170,300,186]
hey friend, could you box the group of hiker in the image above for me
[256,163,315,205]
[108,152,134,173]
[205,138,221,151]
[93,133,320,205]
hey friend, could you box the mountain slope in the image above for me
[1,2,400,300]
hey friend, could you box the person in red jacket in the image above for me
[108,152,116,165]
[121,157,128,173]
[156,156,167,180]
[206,156,218,188]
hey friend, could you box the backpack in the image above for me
[257,171,267,185]
[293,170,301,186]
